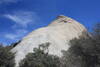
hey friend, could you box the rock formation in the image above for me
[11,15,89,67]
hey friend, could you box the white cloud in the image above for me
[3,11,41,42]
[4,11,38,27]
[5,29,28,40]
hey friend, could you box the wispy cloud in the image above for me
[4,11,38,28]
[3,10,41,44]
[5,29,28,40]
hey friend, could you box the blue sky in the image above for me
[0,0,100,45]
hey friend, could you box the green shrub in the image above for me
[0,44,15,67]
[19,42,61,67]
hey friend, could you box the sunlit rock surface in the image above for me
[11,15,88,67]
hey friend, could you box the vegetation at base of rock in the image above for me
[61,23,100,67]
[0,44,15,67]
[19,42,61,67]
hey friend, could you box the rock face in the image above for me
[11,15,88,67]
